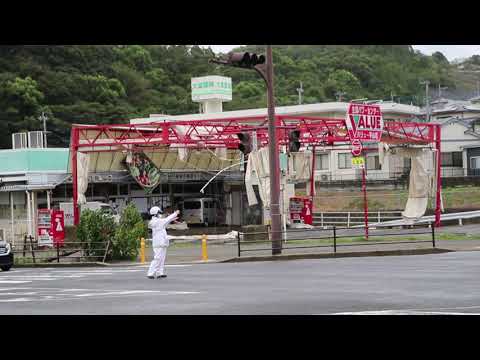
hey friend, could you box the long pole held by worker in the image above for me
[266,45,282,255]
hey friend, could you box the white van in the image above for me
[179,198,222,226]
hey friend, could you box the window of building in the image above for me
[441,152,463,167]
[315,153,329,170]
[471,156,480,169]
[338,153,352,169]
[473,122,480,133]
[366,155,381,170]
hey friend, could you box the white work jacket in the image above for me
[149,212,178,248]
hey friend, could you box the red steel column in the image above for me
[362,166,369,240]
[71,127,80,226]
[310,145,316,209]
[435,124,442,227]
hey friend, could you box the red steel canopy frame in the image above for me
[70,115,441,227]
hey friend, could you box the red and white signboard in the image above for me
[37,209,53,247]
[351,139,363,156]
[37,209,65,247]
[346,103,384,142]
[51,210,65,245]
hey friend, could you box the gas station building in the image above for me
[0,75,425,244]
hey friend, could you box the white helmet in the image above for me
[149,206,162,216]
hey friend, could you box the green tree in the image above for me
[112,203,147,260]
[324,69,362,100]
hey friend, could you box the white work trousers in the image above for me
[147,247,167,277]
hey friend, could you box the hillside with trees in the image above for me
[0,45,461,149]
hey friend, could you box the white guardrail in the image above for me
[350,210,480,228]
[313,211,403,228]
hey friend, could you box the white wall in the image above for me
[441,123,479,152]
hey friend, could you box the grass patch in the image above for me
[241,232,480,248]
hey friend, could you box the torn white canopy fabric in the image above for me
[244,148,271,207]
[170,125,189,161]
[378,142,392,168]
[288,152,313,182]
[214,148,228,160]
[244,154,258,206]
[77,152,90,205]
[395,148,432,220]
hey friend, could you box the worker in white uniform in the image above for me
[147,206,180,279]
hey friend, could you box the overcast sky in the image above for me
[200,45,480,61]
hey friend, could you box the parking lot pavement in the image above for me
[2,250,480,315]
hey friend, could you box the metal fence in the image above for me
[12,235,110,264]
[236,223,436,257]
[313,211,403,227]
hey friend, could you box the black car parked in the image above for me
[0,240,13,271]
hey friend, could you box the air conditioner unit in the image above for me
[321,174,329,181]
[12,133,28,149]
[28,131,45,148]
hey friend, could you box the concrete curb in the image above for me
[220,248,454,263]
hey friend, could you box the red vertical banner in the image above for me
[51,210,65,246]
[362,167,369,240]
[302,198,313,225]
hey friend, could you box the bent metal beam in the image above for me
[70,115,440,226]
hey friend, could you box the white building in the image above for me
[424,97,480,177]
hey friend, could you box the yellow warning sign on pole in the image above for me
[351,156,365,169]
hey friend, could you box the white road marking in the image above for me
[0,287,33,291]
[0,280,32,284]
[0,292,38,296]
[332,310,480,315]
[0,286,201,303]
[0,298,31,302]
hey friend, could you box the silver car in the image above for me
[0,240,13,271]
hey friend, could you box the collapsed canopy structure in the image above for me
[70,115,441,226]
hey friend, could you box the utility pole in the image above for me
[420,80,430,121]
[297,81,304,105]
[209,46,282,255]
[438,84,448,98]
[39,112,48,148]
[335,91,346,102]
[390,91,396,102]
[266,45,282,255]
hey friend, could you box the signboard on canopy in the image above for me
[346,103,384,142]
[126,152,161,194]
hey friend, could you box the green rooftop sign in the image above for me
[191,76,232,102]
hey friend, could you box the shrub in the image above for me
[112,204,147,260]
[76,209,116,260]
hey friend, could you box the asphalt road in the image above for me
[1,251,480,315]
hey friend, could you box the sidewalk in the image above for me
[107,238,480,266]
[104,223,480,266]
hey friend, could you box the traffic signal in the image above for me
[226,52,266,69]
[288,130,301,152]
[210,52,266,69]
[237,133,252,154]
